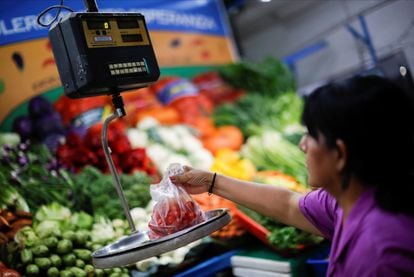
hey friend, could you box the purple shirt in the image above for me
[300,188,414,276]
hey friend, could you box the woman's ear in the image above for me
[335,139,347,172]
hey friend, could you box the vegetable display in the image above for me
[56,121,158,177]
[70,166,152,219]
[127,118,214,172]
[13,96,66,151]
[0,57,327,274]
[237,206,323,255]
[7,202,130,277]
[210,148,256,181]
[213,92,304,141]
[0,139,153,219]
[0,141,73,212]
[218,57,296,97]
[241,131,307,185]
[0,208,32,244]
[192,194,245,240]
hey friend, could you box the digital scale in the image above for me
[47,0,231,268]
[49,11,160,98]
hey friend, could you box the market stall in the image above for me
[0,55,330,276]
[0,0,333,276]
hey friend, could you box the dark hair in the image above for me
[302,75,414,215]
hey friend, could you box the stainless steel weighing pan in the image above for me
[92,208,231,268]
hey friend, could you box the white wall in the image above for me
[236,0,414,88]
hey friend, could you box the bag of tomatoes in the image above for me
[148,163,206,239]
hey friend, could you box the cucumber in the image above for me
[62,230,77,241]
[62,253,76,266]
[21,248,33,264]
[31,245,49,257]
[26,264,39,276]
[73,249,92,262]
[43,236,59,249]
[50,254,62,267]
[47,266,60,277]
[70,267,87,277]
[57,239,73,254]
[35,257,51,269]
[60,269,74,277]
[76,259,85,268]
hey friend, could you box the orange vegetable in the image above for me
[121,87,160,125]
[202,125,244,154]
[190,117,216,138]
[192,193,245,239]
[135,106,180,125]
[254,170,309,193]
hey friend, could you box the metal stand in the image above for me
[101,93,136,233]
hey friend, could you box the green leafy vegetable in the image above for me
[239,206,323,252]
[219,57,296,96]
[213,92,304,139]
[71,166,152,219]
[0,141,73,212]
[241,130,307,184]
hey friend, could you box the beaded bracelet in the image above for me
[208,173,217,196]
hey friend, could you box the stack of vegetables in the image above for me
[8,202,130,276]
[126,118,214,173]
[0,136,153,217]
[12,96,66,151]
[56,121,158,177]
[0,133,207,275]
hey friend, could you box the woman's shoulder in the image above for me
[361,207,414,251]
[348,211,414,274]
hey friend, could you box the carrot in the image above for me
[6,219,32,239]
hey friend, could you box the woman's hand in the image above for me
[170,166,214,195]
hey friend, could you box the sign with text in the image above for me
[0,0,238,130]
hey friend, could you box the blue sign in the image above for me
[0,0,231,46]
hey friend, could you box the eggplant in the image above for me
[12,116,33,140]
[42,133,65,152]
[33,111,65,140]
[28,96,54,118]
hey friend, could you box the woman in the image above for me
[170,75,414,276]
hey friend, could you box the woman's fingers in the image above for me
[170,172,191,185]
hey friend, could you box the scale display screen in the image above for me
[117,20,139,29]
[121,34,143,43]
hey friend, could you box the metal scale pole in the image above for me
[101,93,136,233]
[82,0,137,233]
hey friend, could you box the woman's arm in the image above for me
[171,167,322,236]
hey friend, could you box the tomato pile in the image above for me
[56,121,158,177]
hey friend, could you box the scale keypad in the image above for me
[108,61,147,76]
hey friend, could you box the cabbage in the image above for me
[14,226,38,247]
[34,220,61,238]
[34,202,71,222]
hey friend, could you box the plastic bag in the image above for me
[148,163,206,239]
